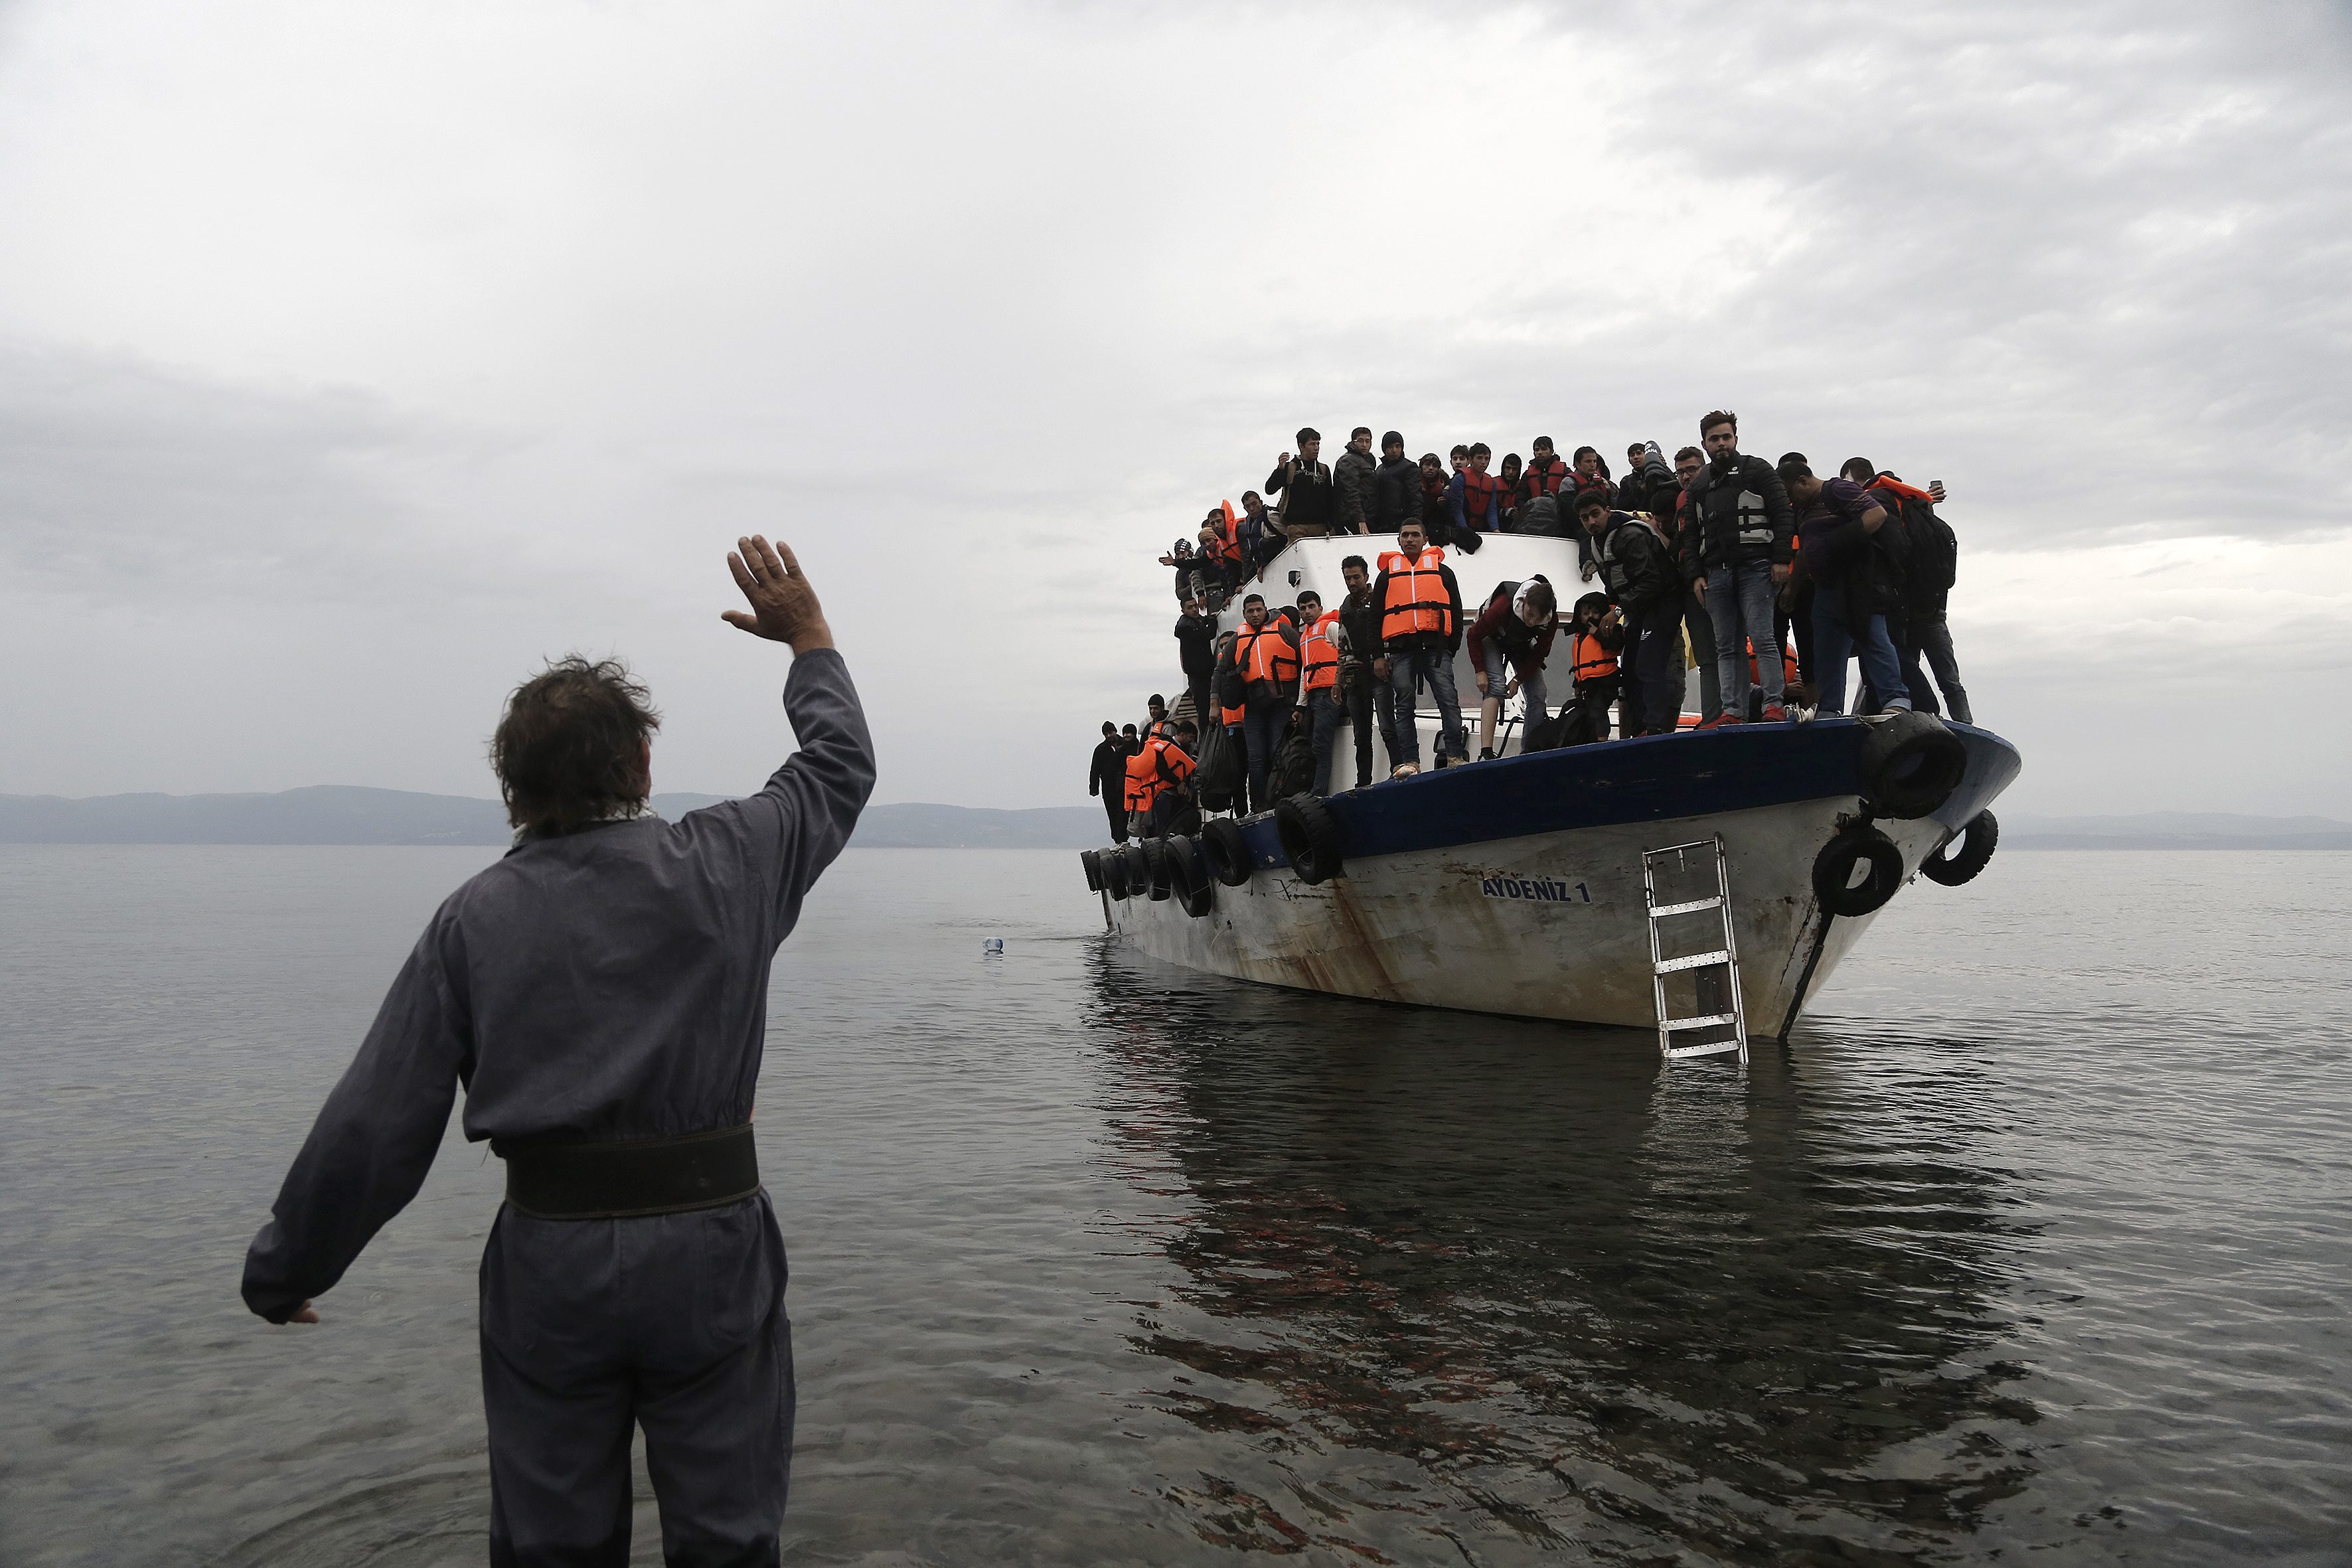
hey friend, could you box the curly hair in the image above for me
[491,656,662,837]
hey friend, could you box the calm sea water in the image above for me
[1,844,2346,1566]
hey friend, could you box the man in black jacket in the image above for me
[1267,428,1338,541]
[1372,432,1419,534]
[1334,553,1395,788]
[1685,410,1796,727]
[1785,462,1912,717]
[1332,426,1378,536]
[1174,595,1218,728]
[1368,520,1466,775]
[1842,458,1971,721]
[1581,489,1682,738]
[1089,721,1132,843]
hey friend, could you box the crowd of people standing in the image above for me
[1103,410,1973,836]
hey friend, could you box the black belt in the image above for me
[493,1124,760,1220]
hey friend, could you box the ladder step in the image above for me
[1661,1012,1738,1030]
[1665,1038,1746,1060]
[1654,949,1731,974]
[1648,896,1723,917]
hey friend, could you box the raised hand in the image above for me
[723,535,834,653]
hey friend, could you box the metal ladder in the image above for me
[1642,836,1748,1063]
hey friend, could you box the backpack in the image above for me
[1903,503,1957,596]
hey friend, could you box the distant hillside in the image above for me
[0,787,1104,848]
[4,791,2342,852]
[2006,811,2352,850]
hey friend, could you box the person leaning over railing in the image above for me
[1581,489,1682,738]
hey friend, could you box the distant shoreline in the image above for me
[1,789,2345,850]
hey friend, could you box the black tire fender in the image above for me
[1275,794,1345,885]
[1922,810,1998,887]
[1140,838,1173,900]
[1164,836,1215,917]
[1198,818,1254,887]
[1080,849,1105,894]
[1103,848,1133,900]
[1859,710,1969,820]
[1813,825,1904,917]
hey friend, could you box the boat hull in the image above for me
[1100,719,2020,1032]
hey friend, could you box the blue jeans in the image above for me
[1706,560,1784,718]
[1812,599,1913,716]
[1306,690,1346,795]
[1479,642,1549,730]
[1243,703,1287,812]
[1385,644,1464,767]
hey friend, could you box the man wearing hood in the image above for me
[1372,431,1420,535]
[1684,410,1796,727]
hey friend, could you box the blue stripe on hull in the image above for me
[1240,718,2022,866]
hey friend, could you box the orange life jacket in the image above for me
[1571,631,1618,683]
[1234,619,1299,686]
[1865,473,1934,505]
[1377,547,1452,641]
[1122,746,1158,811]
[1521,455,1567,499]
[1149,736,1194,790]
[1747,637,1800,688]
[1219,700,1245,727]
[1300,609,1341,691]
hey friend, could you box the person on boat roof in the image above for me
[1580,489,1682,738]
[1372,431,1419,536]
[1449,442,1504,542]
[1266,428,1338,542]
[1419,452,1452,542]
[1332,426,1379,537]
[1369,520,1467,777]
[240,537,871,1565]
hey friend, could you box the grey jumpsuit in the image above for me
[242,649,876,1567]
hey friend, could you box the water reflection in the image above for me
[1088,941,2042,1562]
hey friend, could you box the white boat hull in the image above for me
[1095,719,2020,1034]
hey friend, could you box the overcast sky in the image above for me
[3,0,2347,817]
